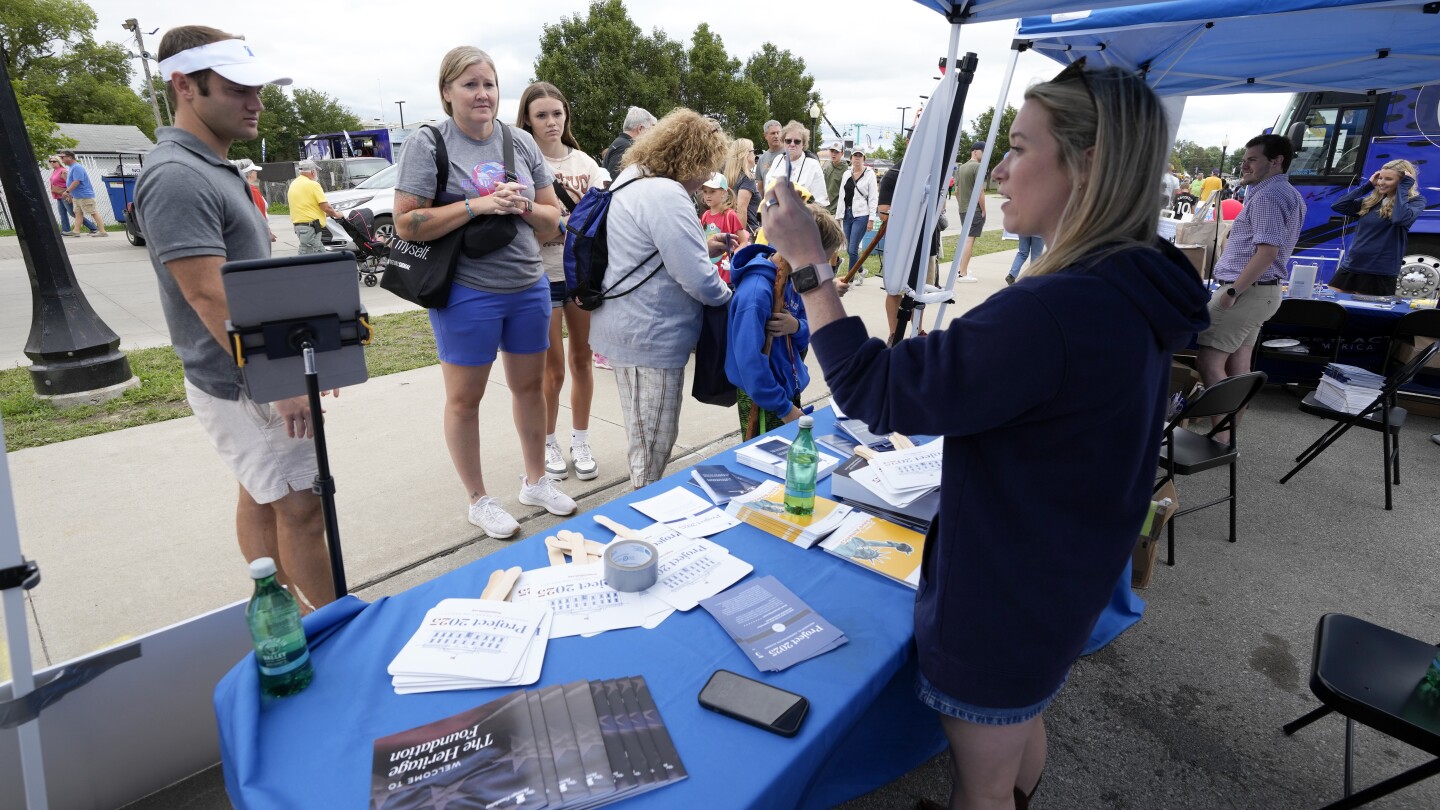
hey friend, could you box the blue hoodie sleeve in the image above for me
[810,290,1066,438]
[726,268,795,416]
[785,288,810,354]
[1332,181,1373,216]
[1394,178,1425,229]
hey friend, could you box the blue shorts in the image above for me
[549,280,568,310]
[916,669,1065,726]
[428,279,550,366]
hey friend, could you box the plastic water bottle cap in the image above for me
[798,414,814,428]
[249,557,277,579]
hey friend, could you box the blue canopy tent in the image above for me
[1014,0,1440,97]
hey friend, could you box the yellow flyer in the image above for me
[819,513,926,588]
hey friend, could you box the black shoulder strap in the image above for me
[423,124,449,202]
[500,123,516,183]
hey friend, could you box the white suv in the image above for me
[323,163,398,247]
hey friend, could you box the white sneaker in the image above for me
[571,442,598,481]
[544,440,568,480]
[956,275,979,283]
[519,474,577,516]
[853,274,865,286]
[468,496,519,539]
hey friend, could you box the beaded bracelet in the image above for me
[464,198,476,219]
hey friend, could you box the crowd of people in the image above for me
[126,23,1431,810]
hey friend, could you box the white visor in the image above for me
[157,39,292,88]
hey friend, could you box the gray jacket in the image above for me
[589,166,732,368]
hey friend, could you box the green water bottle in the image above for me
[246,557,314,698]
[784,414,818,516]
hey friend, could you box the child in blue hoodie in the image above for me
[726,204,845,438]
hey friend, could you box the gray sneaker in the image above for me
[518,474,577,516]
[571,441,598,481]
[544,440,568,480]
[468,496,519,539]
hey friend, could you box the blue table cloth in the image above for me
[214,408,1141,809]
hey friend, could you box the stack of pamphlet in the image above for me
[699,575,847,672]
[733,435,842,481]
[724,481,853,548]
[830,455,939,533]
[512,562,675,638]
[689,464,763,505]
[386,599,553,694]
[820,512,927,589]
[1315,363,1385,414]
[628,486,739,538]
[370,676,685,809]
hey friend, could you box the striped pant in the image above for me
[612,365,685,488]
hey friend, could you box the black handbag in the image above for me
[379,124,465,308]
[460,124,518,260]
[691,302,737,407]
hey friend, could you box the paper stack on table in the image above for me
[724,480,853,548]
[512,563,675,638]
[1315,363,1385,413]
[733,435,843,481]
[386,598,553,694]
[629,486,740,538]
[370,676,686,810]
[820,512,927,589]
[699,574,847,672]
[635,522,755,612]
[867,438,944,493]
[689,464,763,505]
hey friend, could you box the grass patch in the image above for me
[2,310,438,452]
[848,230,1011,278]
[268,202,290,215]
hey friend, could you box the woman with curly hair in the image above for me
[588,108,743,487]
[1329,159,1427,295]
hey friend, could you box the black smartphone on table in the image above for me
[698,669,809,737]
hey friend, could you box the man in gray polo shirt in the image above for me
[137,24,334,610]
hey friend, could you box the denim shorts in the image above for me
[916,669,1065,726]
[428,279,550,366]
[549,280,568,310]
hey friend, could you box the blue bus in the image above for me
[1272,84,1440,294]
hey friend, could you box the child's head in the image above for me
[775,204,844,272]
[700,172,733,211]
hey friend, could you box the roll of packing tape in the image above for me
[604,539,658,592]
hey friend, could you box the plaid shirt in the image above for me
[1213,173,1305,283]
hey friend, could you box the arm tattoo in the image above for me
[409,210,432,230]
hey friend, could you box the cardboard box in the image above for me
[1133,481,1178,589]
[1174,244,1207,279]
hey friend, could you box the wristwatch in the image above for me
[790,263,831,293]
[1225,287,1239,297]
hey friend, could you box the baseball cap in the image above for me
[296,160,318,172]
[157,38,292,88]
[826,141,843,152]
[701,172,728,190]
[969,141,985,152]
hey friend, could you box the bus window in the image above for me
[1287,106,1370,179]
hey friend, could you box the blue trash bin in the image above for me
[103,175,138,223]
[859,222,884,255]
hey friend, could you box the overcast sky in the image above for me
[86,0,1286,150]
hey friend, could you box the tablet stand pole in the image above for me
[302,344,348,599]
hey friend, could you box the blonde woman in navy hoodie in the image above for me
[761,59,1210,810]
[1329,159,1426,296]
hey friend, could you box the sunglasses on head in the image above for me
[1053,56,1096,108]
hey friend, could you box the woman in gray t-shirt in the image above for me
[393,46,575,539]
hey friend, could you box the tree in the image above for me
[12,80,75,156]
[679,23,764,139]
[1171,139,1223,177]
[228,85,298,163]
[3,0,155,145]
[891,133,908,164]
[534,0,682,155]
[293,88,362,138]
[964,104,1017,176]
[743,44,815,142]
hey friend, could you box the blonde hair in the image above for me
[1021,65,1170,277]
[621,108,727,183]
[1358,159,1421,220]
[723,138,755,191]
[437,46,497,118]
[780,121,810,148]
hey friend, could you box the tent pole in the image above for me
[933,36,1023,327]
[0,413,48,809]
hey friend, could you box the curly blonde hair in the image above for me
[1358,159,1421,220]
[621,108,727,183]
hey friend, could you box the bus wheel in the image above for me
[1398,238,1440,298]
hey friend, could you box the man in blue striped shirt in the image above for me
[1196,134,1305,410]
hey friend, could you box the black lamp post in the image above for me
[0,47,136,402]
[897,106,911,137]
[395,100,406,131]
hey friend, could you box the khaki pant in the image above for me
[294,223,324,254]
[71,197,102,234]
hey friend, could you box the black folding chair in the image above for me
[1251,299,1348,388]
[1280,342,1440,510]
[1382,309,1440,394]
[1282,613,1440,809]
[1155,371,1267,566]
